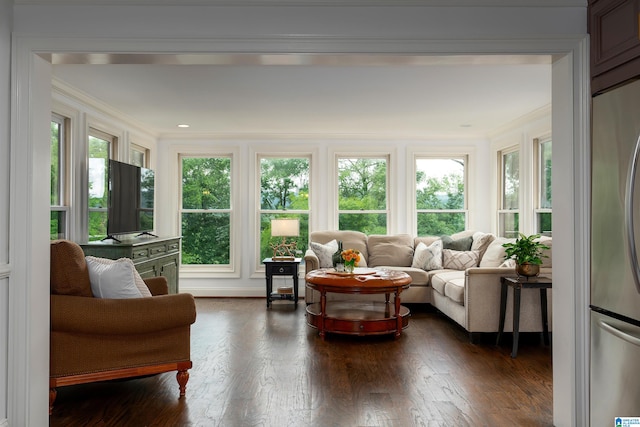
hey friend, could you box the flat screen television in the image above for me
[106,159,155,239]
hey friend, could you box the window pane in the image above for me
[260,158,309,210]
[502,151,519,209]
[537,212,552,237]
[540,140,552,209]
[260,213,309,261]
[88,211,108,241]
[130,146,146,167]
[88,135,110,240]
[181,213,230,265]
[416,158,465,210]
[338,158,386,211]
[338,213,387,235]
[51,121,61,205]
[182,157,231,210]
[417,212,466,236]
[499,212,519,238]
[50,211,66,240]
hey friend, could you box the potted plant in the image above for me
[502,233,550,277]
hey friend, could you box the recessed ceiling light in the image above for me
[177,124,190,128]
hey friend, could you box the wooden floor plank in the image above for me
[50,298,553,426]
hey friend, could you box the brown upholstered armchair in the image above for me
[49,240,197,414]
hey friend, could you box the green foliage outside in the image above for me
[88,136,110,241]
[259,158,310,262]
[416,159,466,236]
[338,158,387,234]
[181,157,232,264]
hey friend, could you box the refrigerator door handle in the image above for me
[625,132,640,294]
[599,320,640,347]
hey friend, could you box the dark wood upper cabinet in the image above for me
[589,0,640,94]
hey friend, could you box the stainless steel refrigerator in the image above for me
[591,78,640,426]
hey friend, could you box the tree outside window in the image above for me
[499,149,520,238]
[88,131,114,241]
[338,157,387,234]
[416,157,466,235]
[259,157,310,262]
[51,115,67,239]
[180,156,232,265]
[536,138,552,236]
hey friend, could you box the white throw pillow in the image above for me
[442,249,480,270]
[411,239,443,271]
[85,256,151,298]
[309,239,339,268]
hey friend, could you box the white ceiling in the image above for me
[51,53,552,139]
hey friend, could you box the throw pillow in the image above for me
[411,240,443,271]
[85,256,150,299]
[309,239,339,268]
[479,238,515,267]
[499,259,516,268]
[471,232,495,258]
[441,235,473,251]
[442,249,480,270]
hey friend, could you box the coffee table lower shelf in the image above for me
[306,301,410,337]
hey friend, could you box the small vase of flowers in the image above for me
[341,249,361,273]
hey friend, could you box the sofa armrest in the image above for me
[143,276,169,296]
[464,267,515,331]
[50,293,196,335]
[304,248,319,272]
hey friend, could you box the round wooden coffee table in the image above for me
[305,268,412,339]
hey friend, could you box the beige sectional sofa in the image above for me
[304,230,552,340]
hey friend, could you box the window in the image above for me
[498,148,519,238]
[337,157,388,234]
[130,143,149,168]
[536,138,552,236]
[180,156,232,265]
[415,157,467,235]
[51,114,68,239]
[259,157,310,263]
[88,128,117,241]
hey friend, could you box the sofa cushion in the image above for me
[309,239,339,268]
[309,230,369,261]
[443,249,480,270]
[411,240,443,271]
[50,240,93,297]
[471,231,495,258]
[479,237,515,267]
[538,236,552,268]
[378,266,430,286]
[431,270,462,295]
[367,234,414,267]
[441,235,473,251]
[444,277,466,304]
[86,256,146,299]
[414,235,441,248]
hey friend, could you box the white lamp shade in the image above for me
[271,219,300,237]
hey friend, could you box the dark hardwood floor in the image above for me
[50,298,553,427]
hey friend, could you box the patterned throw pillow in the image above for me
[411,240,443,271]
[442,249,480,270]
[309,239,339,268]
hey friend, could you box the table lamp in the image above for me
[270,218,299,261]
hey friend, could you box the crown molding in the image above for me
[14,0,587,6]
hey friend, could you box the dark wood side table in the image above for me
[263,258,301,308]
[496,275,552,358]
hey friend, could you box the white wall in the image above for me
[0,1,11,425]
[8,3,588,426]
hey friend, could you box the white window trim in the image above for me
[250,144,317,276]
[177,147,241,278]
[534,135,553,236]
[409,146,475,235]
[333,152,391,233]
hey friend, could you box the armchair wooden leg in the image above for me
[177,369,189,397]
[49,388,57,415]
